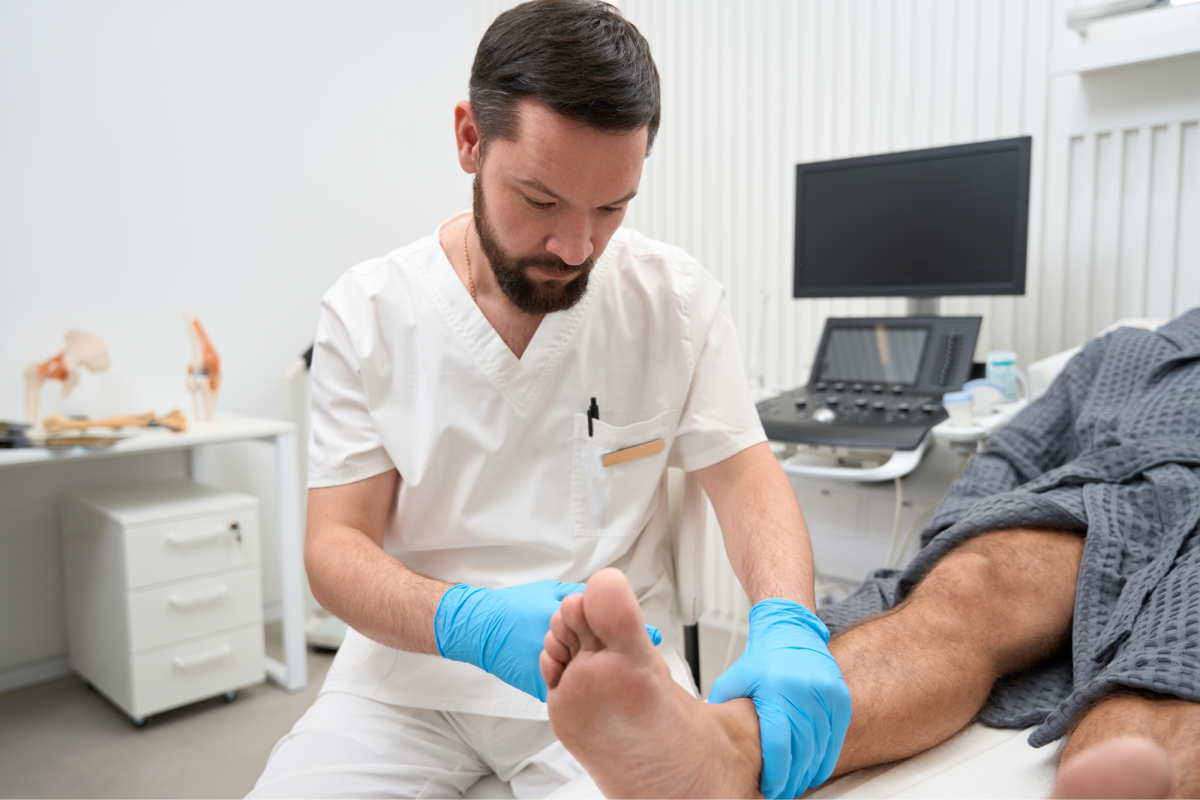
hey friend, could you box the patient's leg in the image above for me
[541,529,1082,795]
[830,527,1084,774]
[541,568,762,798]
[1052,691,1196,798]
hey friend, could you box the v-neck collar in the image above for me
[418,212,614,416]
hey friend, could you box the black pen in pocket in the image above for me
[587,397,599,436]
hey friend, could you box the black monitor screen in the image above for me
[816,325,928,384]
[793,137,1030,298]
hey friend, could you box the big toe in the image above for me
[1053,737,1172,799]
[582,568,653,655]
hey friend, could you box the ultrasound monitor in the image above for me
[816,326,928,385]
[793,137,1031,299]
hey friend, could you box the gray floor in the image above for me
[0,622,744,799]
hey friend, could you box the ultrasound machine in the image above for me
[762,135,1031,479]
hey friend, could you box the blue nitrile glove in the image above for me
[708,599,851,798]
[434,580,663,701]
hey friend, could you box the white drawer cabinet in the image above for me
[60,480,266,724]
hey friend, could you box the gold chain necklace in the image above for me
[463,218,476,302]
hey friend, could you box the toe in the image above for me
[582,568,653,656]
[1053,737,1172,799]
[560,591,600,652]
[544,627,572,666]
[549,608,580,658]
[540,648,565,691]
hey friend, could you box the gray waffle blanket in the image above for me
[817,308,1200,747]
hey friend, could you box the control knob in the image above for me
[812,408,836,424]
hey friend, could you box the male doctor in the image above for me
[250,2,849,798]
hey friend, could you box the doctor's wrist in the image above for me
[748,598,831,646]
[433,582,481,664]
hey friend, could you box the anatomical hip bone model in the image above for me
[24,330,111,424]
[185,314,221,421]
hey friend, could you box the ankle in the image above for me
[701,697,762,797]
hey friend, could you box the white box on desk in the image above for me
[59,479,266,723]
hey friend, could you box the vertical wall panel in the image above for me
[1014,0,1053,363]
[1120,127,1152,317]
[1177,123,1200,317]
[892,0,914,153]
[1040,87,1073,357]
[911,0,935,150]
[1090,132,1122,333]
[1145,125,1183,319]
[1064,134,1098,349]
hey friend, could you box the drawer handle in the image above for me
[173,644,232,670]
[169,584,229,608]
[166,522,242,546]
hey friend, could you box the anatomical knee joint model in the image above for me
[24,330,111,424]
[185,314,221,421]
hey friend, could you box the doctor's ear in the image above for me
[455,101,483,174]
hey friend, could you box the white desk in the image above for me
[0,414,307,693]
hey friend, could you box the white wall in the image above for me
[0,0,475,679]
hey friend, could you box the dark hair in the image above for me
[469,0,661,155]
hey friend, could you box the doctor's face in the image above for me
[471,99,647,315]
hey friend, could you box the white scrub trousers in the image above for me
[248,692,585,799]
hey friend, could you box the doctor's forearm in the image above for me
[697,443,817,610]
[724,484,817,609]
[306,525,451,656]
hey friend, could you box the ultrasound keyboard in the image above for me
[758,316,981,451]
[758,381,945,450]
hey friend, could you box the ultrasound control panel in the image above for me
[758,316,981,450]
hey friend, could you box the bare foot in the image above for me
[1052,736,1173,799]
[540,568,763,799]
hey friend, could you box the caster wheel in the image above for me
[132,716,148,728]
[223,690,238,703]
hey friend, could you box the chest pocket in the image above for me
[572,409,675,537]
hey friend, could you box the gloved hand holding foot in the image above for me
[435,579,662,701]
[708,598,851,798]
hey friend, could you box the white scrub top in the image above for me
[309,212,765,719]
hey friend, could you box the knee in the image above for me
[912,547,1008,622]
[915,529,1081,613]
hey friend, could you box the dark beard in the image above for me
[472,175,593,315]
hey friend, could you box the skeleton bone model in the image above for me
[24,330,111,424]
[185,314,221,421]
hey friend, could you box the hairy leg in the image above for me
[541,529,1083,796]
[830,527,1084,775]
[1052,691,1198,799]
[542,568,763,799]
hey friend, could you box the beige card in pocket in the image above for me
[602,438,665,468]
